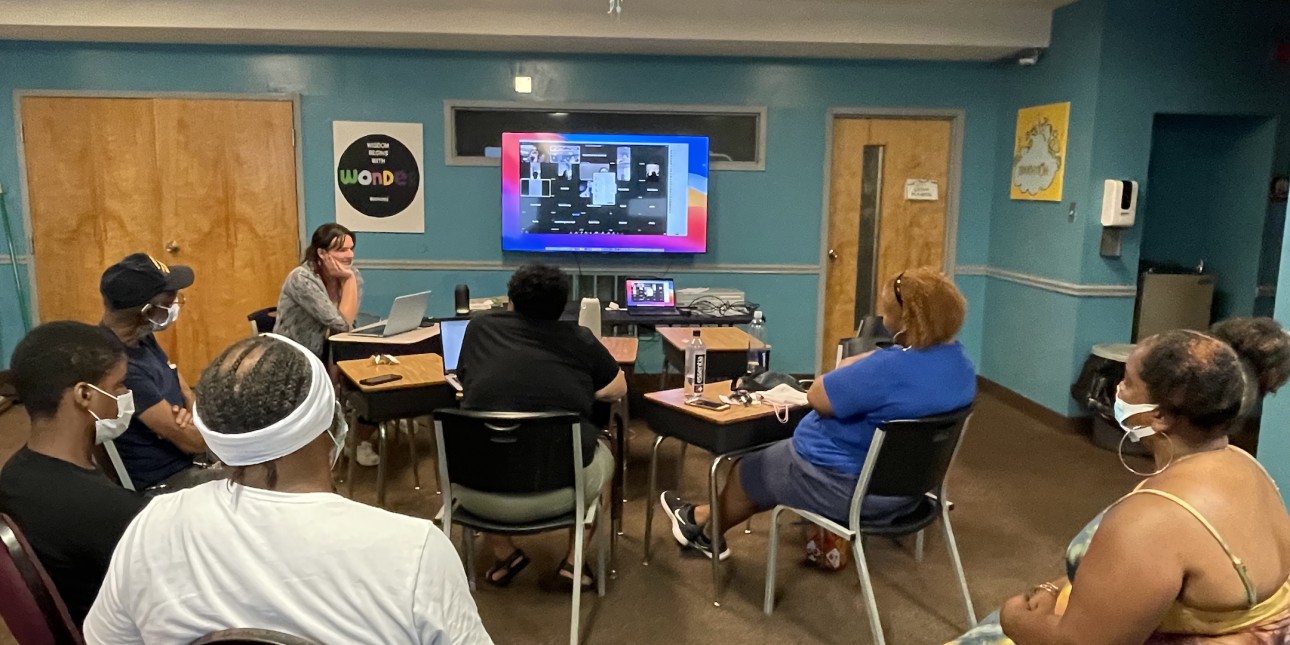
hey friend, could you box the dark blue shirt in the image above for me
[792,342,976,474]
[110,331,193,488]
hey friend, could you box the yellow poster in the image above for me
[1011,102,1070,201]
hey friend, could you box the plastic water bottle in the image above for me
[746,311,770,376]
[684,330,707,399]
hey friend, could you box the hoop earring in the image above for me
[892,329,910,350]
[1118,431,1174,477]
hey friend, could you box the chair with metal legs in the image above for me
[434,409,609,645]
[336,406,426,506]
[763,406,976,645]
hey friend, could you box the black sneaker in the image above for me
[660,491,731,561]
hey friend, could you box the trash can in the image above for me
[1070,343,1148,455]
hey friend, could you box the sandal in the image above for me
[485,549,530,587]
[558,560,596,591]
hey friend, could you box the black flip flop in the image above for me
[558,560,596,591]
[485,548,530,587]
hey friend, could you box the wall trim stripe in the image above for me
[352,259,822,275]
[956,264,1136,297]
[0,254,30,265]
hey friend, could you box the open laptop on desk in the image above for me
[348,291,431,338]
[439,318,469,392]
[625,278,681,316]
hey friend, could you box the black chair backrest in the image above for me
[189,628,323,645]
[434,409,584,495]
[0,513,84,645]
[863,405,973,498]
[841,315,894,358]
[247,307,278,334]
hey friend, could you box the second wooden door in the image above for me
[821,117,953,369]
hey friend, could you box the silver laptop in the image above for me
[349,291,431,338]
[439,318,470,391]
[625,278,681,316]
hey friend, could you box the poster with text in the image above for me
[1010,102,1069,202]
[333,121,424,232]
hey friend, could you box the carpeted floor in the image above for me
[0,390,1144,644]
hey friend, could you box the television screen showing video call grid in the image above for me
[500,133,709,253]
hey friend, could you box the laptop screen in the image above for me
[625,279,676,308]
[440,319,470,372]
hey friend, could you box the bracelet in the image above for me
[1034,582,1061,596]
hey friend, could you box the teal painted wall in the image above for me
[1260,196,1290,495]
[0,42,1007,369]
[980,0,1290,415]
[980,0,1111,414]
[1139,115,1279,320]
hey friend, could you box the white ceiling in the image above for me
[0,0,1077,60]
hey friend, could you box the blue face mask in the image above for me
[1113,390,1158,442]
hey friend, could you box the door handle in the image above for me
[165,240,180,254]
[828,249,839,261]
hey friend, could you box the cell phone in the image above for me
[685,398,730,412]
[359,374,403,386]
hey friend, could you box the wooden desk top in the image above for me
[645,382,804,426]
[330,323,439,345]
[337,353,447,392]
[600,336,638,365]
[657,326,752,352]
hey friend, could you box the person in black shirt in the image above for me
[457,263,626,589]
[0,321,148,626]
[98,253,219,491]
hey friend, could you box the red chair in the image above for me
[0,513,84,645]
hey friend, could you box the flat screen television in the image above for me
[500,132,709,253]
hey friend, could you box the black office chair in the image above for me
[246,307,278,335]
[0,513,85,645]
[188,629,323,645]
[433,409,608,645]
[837,314,894,363]
[763,406,977,645]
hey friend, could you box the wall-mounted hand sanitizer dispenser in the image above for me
[1101,179,1138,227]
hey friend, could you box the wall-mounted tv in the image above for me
[501,132,709,253]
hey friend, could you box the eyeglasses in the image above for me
[893,272,905,307]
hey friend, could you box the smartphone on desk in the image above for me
[685,398,730,412]
[359,374,403,386]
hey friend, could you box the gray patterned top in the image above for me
[273,264,364,357]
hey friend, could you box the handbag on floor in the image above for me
[804,525,850,572]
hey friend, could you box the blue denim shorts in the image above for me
[739,439,919,525]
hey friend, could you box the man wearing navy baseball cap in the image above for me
[98,253,218,492]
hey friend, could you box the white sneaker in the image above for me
[356,441,380,467]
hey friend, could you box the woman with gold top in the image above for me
[953,318,1290,644]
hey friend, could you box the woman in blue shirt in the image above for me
[662,268,977,559]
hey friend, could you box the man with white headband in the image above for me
[84,334,492,645]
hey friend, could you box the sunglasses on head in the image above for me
[893,272,905,307]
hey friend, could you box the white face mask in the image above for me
[86,384,135,444]
[327,404,349,468]
[1113,388,1158,442]
[148,303,181,331]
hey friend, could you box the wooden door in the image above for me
[152,99,300,378]
[21,97,163,327]
[21,96,300,382]
[822,117,952,369]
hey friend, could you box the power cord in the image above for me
[678,295,761,318]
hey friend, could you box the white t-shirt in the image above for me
[84,481,492,645]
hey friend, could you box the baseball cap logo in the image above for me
[146,255,171,276]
